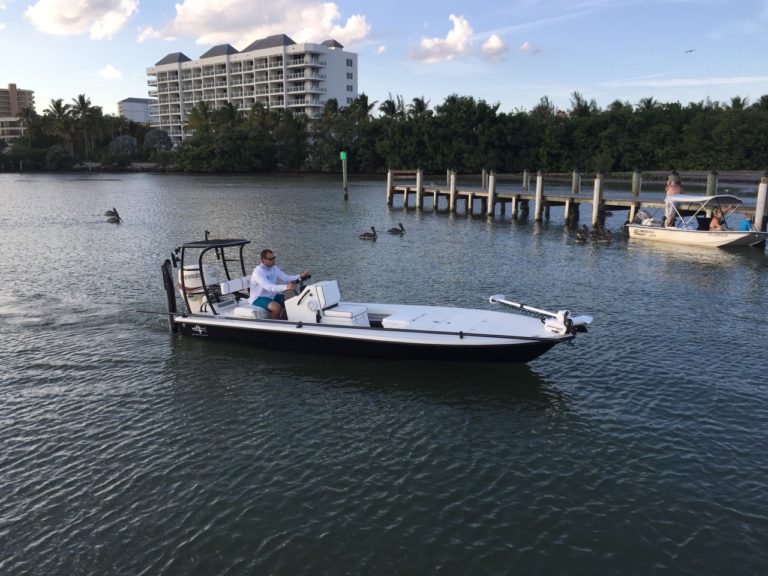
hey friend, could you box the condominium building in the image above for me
[147,34,358,143]
[0,83,35,143]
[118,97,153,123]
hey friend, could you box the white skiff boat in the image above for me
[159,235,593,363]
[626,194,766,248]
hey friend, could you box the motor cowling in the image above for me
[178,265,220,313]
[544,310,573,335]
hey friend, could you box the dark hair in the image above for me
[260,249,274,259]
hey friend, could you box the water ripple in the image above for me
[2,174,768,575]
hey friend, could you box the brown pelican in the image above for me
[574,225,589,243]
[387,223,405,235]
[105,208,122,223]
[359,226,377,240]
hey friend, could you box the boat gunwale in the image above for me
[173,311,574,345]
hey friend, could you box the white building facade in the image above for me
[147,34,358,143]
[118,98,152,123]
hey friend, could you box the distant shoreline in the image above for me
[4,164,766,185]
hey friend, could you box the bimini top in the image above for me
[179,239,250,250]
[667,194,744,209]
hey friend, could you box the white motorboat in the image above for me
[159,235,592,363]
[626,194,767,248]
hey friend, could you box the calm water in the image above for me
[1,173,767,575]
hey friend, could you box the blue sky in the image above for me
[1,0,767,116]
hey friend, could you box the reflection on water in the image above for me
[1,172,767,575]
[166,335,561,408]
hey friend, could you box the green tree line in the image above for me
[4,91,768,173]
[1,94,171,170]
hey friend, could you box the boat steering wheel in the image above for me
[297,273,311,292]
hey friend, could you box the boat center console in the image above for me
[285,280,369,326]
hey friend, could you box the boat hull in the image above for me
[175,316,564,363]
[627,224,767,248]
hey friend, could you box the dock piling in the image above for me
[415,168,424,209]
[534,171,544,222]
[757,173,768,231]
[487,171,496,217]
[706,170,719,196]
[571,170,581,195]
[632,169,642,197]
[592,172,604,227]
[449,171,457,212]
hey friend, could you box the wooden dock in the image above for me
[386,169,768,229]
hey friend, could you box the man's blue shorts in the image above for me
[252,294,285,309]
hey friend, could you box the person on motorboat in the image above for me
[709,209,727,231]
[664,181,683,227]
[249,249,311,319]
[738,213,755,231]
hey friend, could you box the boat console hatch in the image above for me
[285,280,369,326]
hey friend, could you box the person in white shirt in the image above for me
[249,249,310,319]
[664,181,683,227]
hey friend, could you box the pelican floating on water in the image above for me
[105,208,122,223]
[359,226,377,240]
[387,223,405,235]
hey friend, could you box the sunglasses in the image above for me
[263,256,276,261]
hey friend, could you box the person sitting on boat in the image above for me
[709,209,726,231]
[664,181,683,227]
[249,249,311,319]
[738,213,754,231]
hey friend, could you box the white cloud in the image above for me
[146,0,370,48]
[98,64,123,79]
[520,41,542,55]
[412,14,473,63]
[602,75,768,88]
[24,0,138,39]
[482,34,507,62]
[0,22,5,31]
[137,26,168,43]
[377,45,386,54]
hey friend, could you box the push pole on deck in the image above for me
[340,151,348,200]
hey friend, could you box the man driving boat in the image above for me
[249,249,311,319]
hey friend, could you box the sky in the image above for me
[1,0,767,116]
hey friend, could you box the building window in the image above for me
[346,72,353,80]
[347,97,353,104]
[346,85,353,92]
[346,58,353,67]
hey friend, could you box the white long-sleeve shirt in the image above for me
[249,263,299,304]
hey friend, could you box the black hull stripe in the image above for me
[178,323,559,363]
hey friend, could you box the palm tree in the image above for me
[346,94,377,123]
[43,98,73,153]
[378,93,405,119]
[569,91,598,117]
[211,102,241,133]
[186,101,213,136]
[19,106,42,147]
[407,96,431,118]
[728,96,748,110]
[636,97,658,112]
[71,94,103,161]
